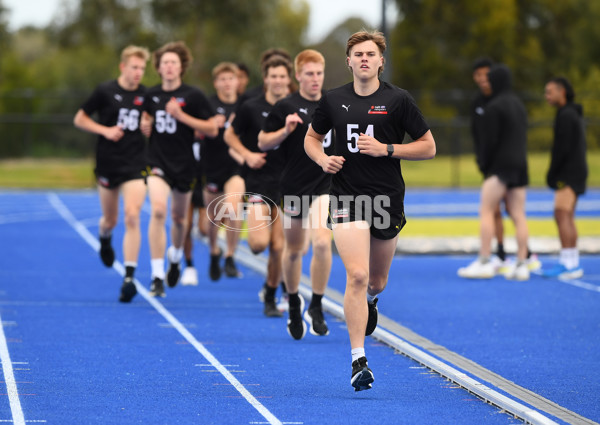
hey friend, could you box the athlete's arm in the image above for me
[165,97,219,138]
[140,112,153,138]
[356,129,436,160]
[257,113,303,151]
[73,109,124,142]
[223,126,266,169]
[304,125,345,174]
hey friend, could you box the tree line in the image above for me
[0,0,598,158]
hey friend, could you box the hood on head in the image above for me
[488,63,512,95]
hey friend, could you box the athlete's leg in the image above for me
[98,184,120,236]
[223,175,244,258]
[480,176,507,258]
[266,209,284,289]
[147,176,170,262]
[120,179,147,264]
[204,189,223,256]
[333,221,371,350]
[282,216,306,295]
[367,234,399,297]
[308,194,332,297]
[246,203,272,255]
[505,186,529,261]
[170,189,193,251]
[554,186,578,248]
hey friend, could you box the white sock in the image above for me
[366,293,377,303]
[124,261,137,268]
[565,248,579,269]
[351,347,365,363]
[559,249,569,267]
[151,258,165,280]
[168,246,183,263]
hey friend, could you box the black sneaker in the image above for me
[365,298,378,336]
[99,236,114,267]
[264,298,283,317]
[224,256,241,278]
[149,277,165,298]
[304,306,330,336]
[209,250,222,281]
[351,356,374,391]
[287,295,306,340]
[166,261,181,288]
[119,277,137,303]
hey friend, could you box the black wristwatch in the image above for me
[387,144,394,157]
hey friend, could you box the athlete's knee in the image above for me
[248,239,268,255]
[346,268,369,288]
[151,202,168,222]
[368,275,388,293]
[312,235,332,257]
[123,209,140,230]
[102,215,118,230]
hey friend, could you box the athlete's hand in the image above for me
[166,97,183,119]
[103,125,124,142]
[356,133,386,157]
[284,113,303,136]
[214,114,227,129]
[245,151,267,169]
[318,155,345,174]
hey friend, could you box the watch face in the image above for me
[387,144,394,156]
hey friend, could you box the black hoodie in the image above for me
[547,102,588,195]
[478,64,529,186]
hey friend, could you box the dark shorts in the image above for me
[95,169,146,190]
[327,196,406,240]
[191,180,205,207]
[148,166,194,194]
[245,179,280,206]
[205,168,243,195]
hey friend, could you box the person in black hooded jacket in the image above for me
[541,77,588,279]
[458,64,531,281]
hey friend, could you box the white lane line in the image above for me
[47,192,283,425]
[559,278,600,293]
[0,312,26,425]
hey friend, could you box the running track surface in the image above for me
[0,190,598,425]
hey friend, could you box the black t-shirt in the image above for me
[80,79,147,175]
[231,94,282,185]
[263,91,333,196]
[311,81,429,213]
[144,83,214,182]
[202,95,239,179]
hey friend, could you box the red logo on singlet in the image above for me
[368,105,387,114]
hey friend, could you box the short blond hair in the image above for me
[294,49,325,74]
[212,62,240,80]
[121,45,150,64]
[346,30,386,76]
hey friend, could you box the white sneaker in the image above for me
[504,262,530,281]
[526,254,542,271]
[457,258,496,279]
[181,267,198,286]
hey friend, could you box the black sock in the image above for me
[100,235,112,247]
[264,284,277,302]
[288,292,301,308]
[309,293,323,310]
[185,258,193,268]
[496,243,506,261]
[280,281,288,295]
[527,249,532,259]
[125,266,135,279]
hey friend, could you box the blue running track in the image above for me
[0,190,598,425]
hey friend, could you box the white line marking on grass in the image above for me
[47,192,283,425]
[0,313,26,425]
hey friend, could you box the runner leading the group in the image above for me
[304,30,436,391]
[258,49,334,340]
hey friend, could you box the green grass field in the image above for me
[1,152,598,189]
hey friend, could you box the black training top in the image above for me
[470,91,490,175]
[144,83,214,182]
[80,79,147,176]
[547,102,588,195]
[480,64,528,187]
[202,95,239,179]
[311,81,429,213]
[263,91,334,197]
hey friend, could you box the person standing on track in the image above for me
[304,30,436,391]
[258,49,333,340]
[541,77,588,279]
[458,63,531,281]
[73,45,150,303]
[141,41,220,297]
[224,54,293,317]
